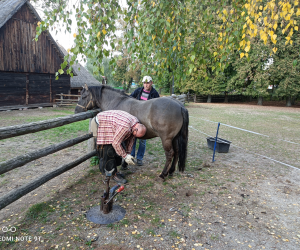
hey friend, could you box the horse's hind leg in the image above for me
[159,139,174,180]
[168,136,179,176]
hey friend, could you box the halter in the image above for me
[76,93,94,111]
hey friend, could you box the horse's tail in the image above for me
[178,107,189,172]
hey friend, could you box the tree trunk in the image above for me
[291,97,295,105]
[257,96,263,105]
[224,92,228,103]
[159,88,162,94]
[207,95,212,103]
[286,96,292,107]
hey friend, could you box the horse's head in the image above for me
[74,84,96,113]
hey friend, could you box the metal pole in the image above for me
[212,122,220,162]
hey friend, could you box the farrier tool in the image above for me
[105,186,124,204]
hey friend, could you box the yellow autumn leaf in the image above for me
[152,35,156,40]
[223,9,227,15]
[245,46,250,52]
[102,29,107,35]
[290,40,293,45]
[242,34,245,39]
[273,23,278,30]
[37,21,41,26]
[295,26,299,31]
[173,46,176,51]
[297,8,300,16]
[245,53,248,58]
[97,31,101,39]
[152,1,155,7]
[240,53,245,58]
[67,48,70,53]
[241,11,245,16]
[73,33,77,38]
[259,6,263,10]
[273,47,277,53]
[213,52,218,57]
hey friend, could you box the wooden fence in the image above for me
[185,94,245,103]
[0,109,100,210]
[56,94,81,106]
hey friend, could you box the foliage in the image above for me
[32,0,300,97]
[86,57,117,86]
[228,40,271,98]
[90,156,99,167]
[268,16,300,104]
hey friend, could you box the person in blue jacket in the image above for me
[122,76,160,169]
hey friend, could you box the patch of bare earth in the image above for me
[0,105,299,250]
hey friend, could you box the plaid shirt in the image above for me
[96,110,139,158]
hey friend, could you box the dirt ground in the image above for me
[0,104,299,250]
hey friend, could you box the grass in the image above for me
[188,103,300,168]
[1,104,300,249]
[24,202,55,223]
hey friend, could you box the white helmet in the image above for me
[142,76,153,83]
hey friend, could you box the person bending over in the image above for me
[96,110,146,184]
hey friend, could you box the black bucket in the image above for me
[206,137,231,153]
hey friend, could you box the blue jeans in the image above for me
[131,138,146,160]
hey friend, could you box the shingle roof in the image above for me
[0,0,67,63]
[0,0,27,29]
[58,45,101,88]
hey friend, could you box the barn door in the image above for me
[28,74,50,104]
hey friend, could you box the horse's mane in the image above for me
[88,85,131,107]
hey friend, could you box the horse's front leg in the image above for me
[159,139,174,180]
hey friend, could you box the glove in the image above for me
[124,154,136,165]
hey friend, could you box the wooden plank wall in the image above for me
[0,3,65,74]
[0,72,70,107]
[0,72,26,106]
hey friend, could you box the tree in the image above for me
[268,16,300,106]
[86,57,117,86]
[32,0,300,94]
[227,41,272,105]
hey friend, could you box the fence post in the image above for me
[88,118,96,153]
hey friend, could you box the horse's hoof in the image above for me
[156,175,165,182]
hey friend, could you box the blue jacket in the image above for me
[130,87,160,100]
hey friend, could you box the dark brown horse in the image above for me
[75,84,189,180]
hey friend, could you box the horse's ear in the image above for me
[84,83,88,90]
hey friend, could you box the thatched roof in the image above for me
[0,0,67,64]
[58,45,101,88]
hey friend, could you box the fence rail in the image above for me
[56,94,81,106]
[185,94,244,103]
[0,109,100,210]
[0,109,99,140]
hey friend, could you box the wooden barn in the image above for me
[0,0,72,108]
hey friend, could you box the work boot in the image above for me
[137,159,143,166]
[112,172,127,184]
[121,161,129,170]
